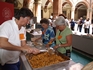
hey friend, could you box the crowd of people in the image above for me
[49,15,93,35]
[0,7,73,70]
[1,7,93,70]
[34,16,72,57]
[74,17,91,34]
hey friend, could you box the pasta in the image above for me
[26,52,65,68]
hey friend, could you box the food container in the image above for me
[26,51,70,70]
[24,41,75,70]
[31,41,46,50]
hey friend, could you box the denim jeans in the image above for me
[1,61,20,70]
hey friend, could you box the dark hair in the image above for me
[87,18,89,21]
[59,14,66,19]
[40,18,49,25]
[15,8,34,20]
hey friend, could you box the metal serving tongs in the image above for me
[39,47,55,54]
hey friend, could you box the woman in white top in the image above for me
[84,18,91,34]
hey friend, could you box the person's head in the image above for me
[15,8,34,26]
[71,18,74,21]
[86,18,90,21]
[40,18,49,29]
[80,17,83,20]
[59,14,66,19]
[54,16,67,31]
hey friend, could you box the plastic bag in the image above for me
[69,63,83,70]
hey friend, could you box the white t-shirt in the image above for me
[65,19,69,26]
[51,20,56,27]
[0,17,26,65]
[84,20,91,28]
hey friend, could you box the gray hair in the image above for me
[54,16,67,26]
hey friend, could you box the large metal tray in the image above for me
[26,51,70,70]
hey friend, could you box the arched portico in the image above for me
[75,2,87,20]
[62,1,72,19]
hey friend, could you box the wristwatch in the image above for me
[58,44,61,47]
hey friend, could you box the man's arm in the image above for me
[0,37,22,51]
[0,37,40,54]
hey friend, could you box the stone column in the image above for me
[87,8,92,22]
[23,0,34,11]
[66,9,70,19]
[71,7,75,19]
[53,0,62,18]
[87,8,90,19]
[34,0,41,23]
[89,8,92,21]
[89,8,92,34]
[28,0,34,11]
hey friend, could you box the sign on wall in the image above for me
[0,2,14,25]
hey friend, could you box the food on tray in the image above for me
[48,41,52,45]
[33,42,42,46]
[26,52,65,68]
[48,49,54,54]
[33,42,38,45]
[31,37,37,41]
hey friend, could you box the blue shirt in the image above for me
[70,21,75,27]
[41,26,55,47]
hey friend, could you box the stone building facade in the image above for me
[0,0,93,22]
